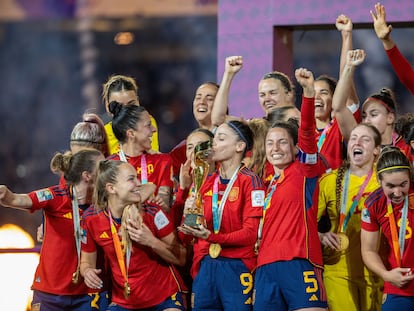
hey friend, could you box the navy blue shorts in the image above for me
[382,293,414,311]
[107,292,185,311]
[192,256,253,311]
[31,290,108,311]
[253,259,327,311]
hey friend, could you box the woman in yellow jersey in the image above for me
[102,75,159,154]
[317,123,383,311]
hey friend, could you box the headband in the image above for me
[227,122,251,150]
[377,165,411,175]
[365,97,394,113]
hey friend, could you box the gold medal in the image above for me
[209,243,221,258]
[337,232,349,251]
[71,268,80,284]
[124,281,130,299]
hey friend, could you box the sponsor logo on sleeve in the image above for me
[361,208,371,223]
[35,189,53,202]
[154,210,169,230]
[251,190,265,207]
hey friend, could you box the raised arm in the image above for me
[211,56,243,127]
[0,185,32,211]
[336,14,358,105]
[371,3,414,94]
[370,3,395,50]
[332,49,365,140]
[295,67,316,154]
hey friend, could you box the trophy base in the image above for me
[183,213,204,228]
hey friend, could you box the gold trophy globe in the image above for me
[184,139,212,227]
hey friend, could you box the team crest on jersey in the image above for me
[154,210,169,230]
[251,190,265,207]
[361,208,371,223]
[228,187,239,202]
[35,189,53,202]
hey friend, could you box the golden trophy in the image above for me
[184,139,212,227]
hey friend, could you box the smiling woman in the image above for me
[317,123,383,311]
[107,102,174,209]
[361,146,414,310]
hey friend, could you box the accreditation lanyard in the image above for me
[212,166,240,233]
[70,186,82,270]
[387,197,409,267]
[119,146,148,184]
[317,122,332,152]
[257,173,282,241]
[339,169,372,233]
[108,209,131,287]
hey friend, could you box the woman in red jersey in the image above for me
[332,48,413,165]
[81,160,186,311]
[107,102,173,209]
[253,68,328,311]
[0,149,107,311]
[361,147,414,310]
[179,119,265,311]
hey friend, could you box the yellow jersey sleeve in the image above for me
[105,114,159,155]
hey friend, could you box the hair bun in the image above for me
[380,87,392,98]
[108,101,122,116]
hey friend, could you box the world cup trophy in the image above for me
[184,139,212,227]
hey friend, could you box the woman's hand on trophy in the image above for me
[178,223,211,240]
[184,194,197,213]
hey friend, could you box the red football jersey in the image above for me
[258,96,325,269]
[190,167,265,278]
[28,185,93,295]
[362,188,414,296]
[82,206,184,309]
[108,152,174,191]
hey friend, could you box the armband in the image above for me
[297,149,317,164]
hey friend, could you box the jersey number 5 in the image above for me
[303,271,318,293]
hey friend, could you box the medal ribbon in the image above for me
[71,186,82,273]
[119,145,148,185]
[108,209,130,286]
[212,165,241,233]
[119,144,128,163]
[339,169,373,233]
[387,197,409,267]
[140,154,148,184]
[317,122,332,152]
[257,173,283,241]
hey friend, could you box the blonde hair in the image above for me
[121,203,143,253]
[102,74,138,105]
[246,118,269,178]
